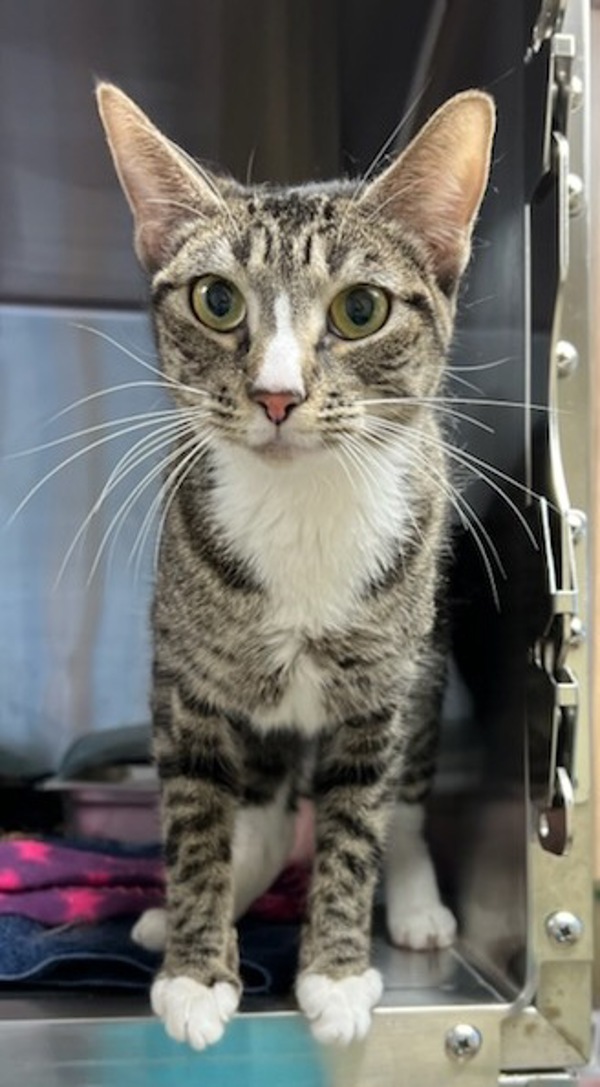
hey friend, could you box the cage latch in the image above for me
[530,499,579,855]
[528,0,567,57]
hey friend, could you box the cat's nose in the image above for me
[250,389,304,424]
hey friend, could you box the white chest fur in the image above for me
[209,440,412,732]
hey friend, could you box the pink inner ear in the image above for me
[97,84,215,274]
[359,93,495,285]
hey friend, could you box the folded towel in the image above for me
[0,883,166,925]
[0,914,299,995]
[0,838,163,891]
[0,837,310,925]
[0,914,158,989]
[0,837,164,924]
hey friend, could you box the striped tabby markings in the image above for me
[132,783,297,954]
[95,81,496,1053]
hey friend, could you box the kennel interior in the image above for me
[0,1,593,1084]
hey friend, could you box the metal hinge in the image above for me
[526,17,583,856]
[530,498,581,855]
[528,0,568,56]
[529,500,579,854]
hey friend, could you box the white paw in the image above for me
[131,907,167,952]
[296,968,383,1046]
[151,975,240,1050]
[387,903,457,950]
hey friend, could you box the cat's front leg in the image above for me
[296,709,399,1045]
[151,684,242,1050]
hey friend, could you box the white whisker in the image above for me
[46,379,205,427]
[448,355,514,374]
[330,445,361,497]
[9,407,189,460]
[87,429,206,586]
[52,417,202,587]
[446,372,484,395]
[337,438,378,500]
[460,293,496,311]
[245,147,257,187]
[339,433,389,497]
[341,430,426,548]
[365,414,538,549]
[359,423,503,605]
[358,394,552,413]
[6,411,204,526]
[71,324,209,400]
[100,411,205,486]
[357,397,495,434]
[137,436,213,579]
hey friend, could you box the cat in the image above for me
[96,83,495,1049]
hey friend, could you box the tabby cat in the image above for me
[96,84,495,1049]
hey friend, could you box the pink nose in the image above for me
[251,390,303,424]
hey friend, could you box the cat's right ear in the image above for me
[96,83,221,273]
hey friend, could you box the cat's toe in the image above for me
[151,976,240,1050]
[388,903,457,950]
[131,907,167,952]
[296,968,383,1046]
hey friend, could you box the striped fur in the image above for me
[97,84,495,1047]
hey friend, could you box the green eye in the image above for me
[190,275,247,331]
[328,285,390,340]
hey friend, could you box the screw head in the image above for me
[538,811,551,841]
[556,340,579,377]
[567,507,587,541]
[445,1023,482,1062]
[569,616,586,647]
[570,74,583,112]
[545,910,584,945]
[568,173,585,216]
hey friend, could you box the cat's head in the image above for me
[97,84,495,461]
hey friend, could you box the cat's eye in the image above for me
[328,285,390,340]
[190,275,247,332]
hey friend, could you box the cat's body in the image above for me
[97,85,495,1048]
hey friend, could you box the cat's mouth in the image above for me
[247,418,322,460]
[252,432,317,460]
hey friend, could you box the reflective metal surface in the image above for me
[0,0,594,1083]
[0,1004,509,1087]
[0,926,508,1086]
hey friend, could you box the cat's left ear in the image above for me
[96,82,227,273]
[360,91,496,291]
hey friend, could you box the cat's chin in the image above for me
[254,443,310,462]
[249,436,319,461]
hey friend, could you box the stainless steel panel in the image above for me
[0,928,507,1086]
[0,1005,508,1087]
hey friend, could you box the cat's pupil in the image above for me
[345,288,374,326]
[206,280,233,318]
